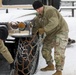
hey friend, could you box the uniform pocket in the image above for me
[60,38,68,49]
[56,33,68,49]
[56,37,60,46]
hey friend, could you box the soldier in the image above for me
[0,25,14,69]
[32,1,69,75]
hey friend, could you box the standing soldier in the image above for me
[0,25,14,69]
[32,1,69,75]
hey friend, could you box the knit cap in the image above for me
[32,1,43,9]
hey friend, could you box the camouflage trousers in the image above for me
[0,39,14,64]
[42,32,68,71]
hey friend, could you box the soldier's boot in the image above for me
[53,71,62,75]
[40,63,54,71]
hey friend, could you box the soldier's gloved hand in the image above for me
[38,28,45,35]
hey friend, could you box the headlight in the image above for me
[18,22,26,31]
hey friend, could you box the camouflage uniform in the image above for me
[32,5,69,71]
[0,39,14,64]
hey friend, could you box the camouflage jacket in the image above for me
[32,5,69,40]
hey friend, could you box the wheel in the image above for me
[13,34,40,75]
[31,50,39,74]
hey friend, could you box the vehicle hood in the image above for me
[0,9,36,22]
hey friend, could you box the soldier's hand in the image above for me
[38,28,45,35]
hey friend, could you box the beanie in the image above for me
[32,1,43,10]
[0,25,8,40]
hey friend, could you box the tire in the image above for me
[13,35,40,75]
[31,50,39,74]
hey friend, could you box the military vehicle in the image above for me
[0,0,75,75]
